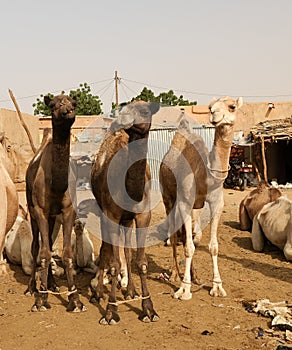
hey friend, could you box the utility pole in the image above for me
[115,70,119,108]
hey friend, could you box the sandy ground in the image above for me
[1,187,291,350]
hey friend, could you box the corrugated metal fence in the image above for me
[72,125,215,190]
[147,126,215,190]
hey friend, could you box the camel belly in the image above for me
[258,213,289,249]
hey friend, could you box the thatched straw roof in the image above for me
[250,117,292,142]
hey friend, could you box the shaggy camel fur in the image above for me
[252,196,292,261]
[91,101,160,324]
[0,133,19,275]
[159,96,243,300]
[25,94,85,312]
[239,181,282,231]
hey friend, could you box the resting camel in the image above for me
[71,219,97,274]
[0,133,19,275]
[252,196,292,261]
[159,96,243,300]
[239,181,282,231]
[91,100,160,324]
[25,94,85,312]
[4,213,95,276]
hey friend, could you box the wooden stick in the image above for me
[261,137,268,182]
[8,89,37,153]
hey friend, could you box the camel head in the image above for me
[209,96,243,126]
[0,132,17,180]
[110,101,160,135]
[73,219,85,236]
[44,94,77,126]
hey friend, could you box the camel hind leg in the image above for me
[135,213,159,323]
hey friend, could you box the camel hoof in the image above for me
[173,287,192,300]
[151,314,160,322]
[210,286,227,297]
[24,290,33,297]
[72,305,87,312]
[31,304,48,312]
[142,315,151,323]
[109,319,118,325]
[99,317,108,325]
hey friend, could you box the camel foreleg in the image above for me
[239,200,251,231]
[251,215,265,252]
[135,216,159,323]
[208,197,227,297]
[62,208,86,312]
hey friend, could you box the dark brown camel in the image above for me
[25,94,85,312]
[90,100,160,324]
[159,96,243,300]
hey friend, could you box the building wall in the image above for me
[0,108,39,187]
[182,101,292,133]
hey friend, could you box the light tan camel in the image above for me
[239,181,282,231]
[91,101,160,324]
[159,96,243,300]
[25,94,85,312]
[0,132,19,275]
[71,219,97,274]
[252,196,292,261]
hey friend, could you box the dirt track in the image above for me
[1,188,291,350]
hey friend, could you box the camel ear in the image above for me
[149,102,160,115]
[44,95,52,107]
[237,97,243,109]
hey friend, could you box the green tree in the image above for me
[126,87,197,106]
[32,83,103,116]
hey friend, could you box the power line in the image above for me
[121,78,292,99]
[0,78,113,103]
[1,75,292,104]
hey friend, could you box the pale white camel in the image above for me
[0,132,18,275]
[252,196,292,261]
[71,219,97,274]
[160,96,243,300]
[4,213,64,276]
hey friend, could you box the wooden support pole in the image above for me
[8,89,37,154]
[115,70,119,108]
[261,137,268,183]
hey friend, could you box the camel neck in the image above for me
[209,124,234,173]
[75,233,85,267]
[51,125,71,193]
[126,134,149,203]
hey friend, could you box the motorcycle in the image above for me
[224,160,253,191]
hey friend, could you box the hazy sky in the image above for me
[1,0,291,115]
